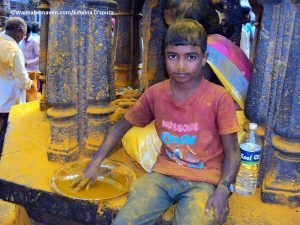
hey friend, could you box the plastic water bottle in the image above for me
[235,123,262,195]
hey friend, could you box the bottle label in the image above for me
[240,143,261,165]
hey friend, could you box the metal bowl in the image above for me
[50,159,136,201]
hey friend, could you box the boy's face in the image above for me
[165,44,207,84]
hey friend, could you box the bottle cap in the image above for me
[249,123,258,130]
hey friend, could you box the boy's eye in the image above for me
[167,54,177,60]
[187,55,197,61]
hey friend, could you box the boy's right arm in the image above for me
[72,117,133,191]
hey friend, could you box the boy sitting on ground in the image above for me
[73,19,240,225]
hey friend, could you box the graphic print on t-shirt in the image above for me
[160,120,205,169]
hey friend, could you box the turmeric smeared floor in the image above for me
[225,189,299,225]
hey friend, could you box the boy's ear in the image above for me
[202,53,208,67]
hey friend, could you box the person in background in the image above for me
[20,23,40,96]
[31,21,40,43]
[20,23,40,72]
[164,0,221,35]
[0,17,33,155]
[240,6,251,58]
[72,19,240,225]
[248,14,260,62]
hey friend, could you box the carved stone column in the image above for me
[140,0,167,90]
[46,0,81,162]
[245,0,281,181]
[83,0,117,157]
[38,0,50,111]
[261,0,300,207]
[245,0,300,206]
[132,0,144,88]
[113,0,132,88]
[46,0,117,161]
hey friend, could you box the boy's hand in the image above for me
[70,160,103,191]
[70,175,96,192]
[205,186,230,225]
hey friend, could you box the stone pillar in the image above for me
[113,0,132,88]
[46,0,81,162]
[39,0,49,76]
[261,0,300,207]
[47,0,117,161]
[83,0,117,157]
[245,0,280,180]
[245,0,300,206]
[140,0,167,90]
[46,0,118,161]
[38,0,50,111]
[113,0,143,89]
[132,0,144,88]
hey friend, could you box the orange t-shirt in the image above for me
[125,79,240,185]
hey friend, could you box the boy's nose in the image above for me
[176,60,186,72]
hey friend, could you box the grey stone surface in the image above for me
[245,0,300,206]
[46,0,117,160]
[140,0,167,90]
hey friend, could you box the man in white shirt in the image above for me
[0,17,33,155]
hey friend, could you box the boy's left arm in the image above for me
[205,132,240,225]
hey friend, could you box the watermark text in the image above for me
[10,10,114,16]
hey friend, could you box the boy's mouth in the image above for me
[174,73,188,77]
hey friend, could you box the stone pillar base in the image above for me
[83,104,115,158]
[261,135,300,207]
[47,107,79,162]
[114,64,132,88]
[47,148,79,163]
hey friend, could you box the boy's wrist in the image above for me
[216,184,231,198]
[217,180,234,196]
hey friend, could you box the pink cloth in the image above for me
[208,34,252,81]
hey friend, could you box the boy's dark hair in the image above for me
[166,0,220,34]
[165,19,207,53]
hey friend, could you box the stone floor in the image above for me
[1,189,299,225]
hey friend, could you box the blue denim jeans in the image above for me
[113,172,215,225]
